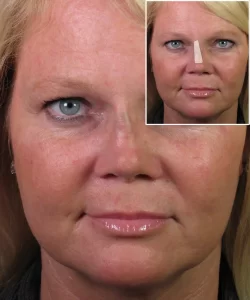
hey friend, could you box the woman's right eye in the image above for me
[164,40,184,50]
[43,97,91,123]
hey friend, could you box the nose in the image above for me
[94,111,163,182]
[185,43,213,75]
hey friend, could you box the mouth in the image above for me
[90,212,168,219]
[80,212,174,237]
[181,87,217,99]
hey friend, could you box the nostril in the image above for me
[103,173,117,179]
[136,174,152,180]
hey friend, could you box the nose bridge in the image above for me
[115,108,139,147]
[186,40,211,73]
[112,95,146,148]
[108,108,144,169]
[93,107,162,181]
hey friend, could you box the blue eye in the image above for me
[60,99,83,116]
[43,97,89,122]
[215,39,235,49]
[165,40,184,50]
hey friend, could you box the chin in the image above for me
[66,245,174,288]
[87,263,169,289]
[176,102,219,121]
[74,246,191,289]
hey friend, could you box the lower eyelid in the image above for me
[45,110,86,123]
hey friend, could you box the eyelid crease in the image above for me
[43,96,90,106]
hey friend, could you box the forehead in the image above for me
[154,2,240,35]
[16,0,144,96]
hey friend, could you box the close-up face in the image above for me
[150,2,248,123]
[7,0,247,293]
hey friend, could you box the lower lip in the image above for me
[86,216,169,237]
[183,89,216,98]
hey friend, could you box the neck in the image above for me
[163,102,239,124]
[40,246,221,300]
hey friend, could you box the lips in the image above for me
[81,211,173,237]
[183,87,216,91]
[90,212,168,219]
[182,87,217,98]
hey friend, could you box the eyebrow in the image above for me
[28,76,93,94]
[158,29,242,40]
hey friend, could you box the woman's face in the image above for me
[150,2,248,123]
[9,0,246,291]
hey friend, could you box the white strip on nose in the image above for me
[194,40,203,64]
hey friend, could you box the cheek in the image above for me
[151,49,182,89]
[174,138,242,237]
[12,131,95,233]
[216,52,248,91]
[180,159,239,216]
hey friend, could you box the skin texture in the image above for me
[150,2,248,124]
[9,0,247,299]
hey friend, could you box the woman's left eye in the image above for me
[164,40,184,50]
[43,97,90,123]
[214,39,235,49]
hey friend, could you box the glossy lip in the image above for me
[83,212,172,237]
[182,88,217,98]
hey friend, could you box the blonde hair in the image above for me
[147,1,249,123]
[0,0,145,288]
[124,0,145,24]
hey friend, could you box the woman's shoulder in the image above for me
[0,283,19,300]
[0,257,41,300]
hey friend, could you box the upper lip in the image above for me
[182,87,217,91]
[87,212,170,220]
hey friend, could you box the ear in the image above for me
[240,126,250,175]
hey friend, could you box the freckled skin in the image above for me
[150,2,248,124]
[9,0,247,299]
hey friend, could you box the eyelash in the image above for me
[164,39,235,50]
[42,97,90,124]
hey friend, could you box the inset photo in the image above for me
[147,1,249,124]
